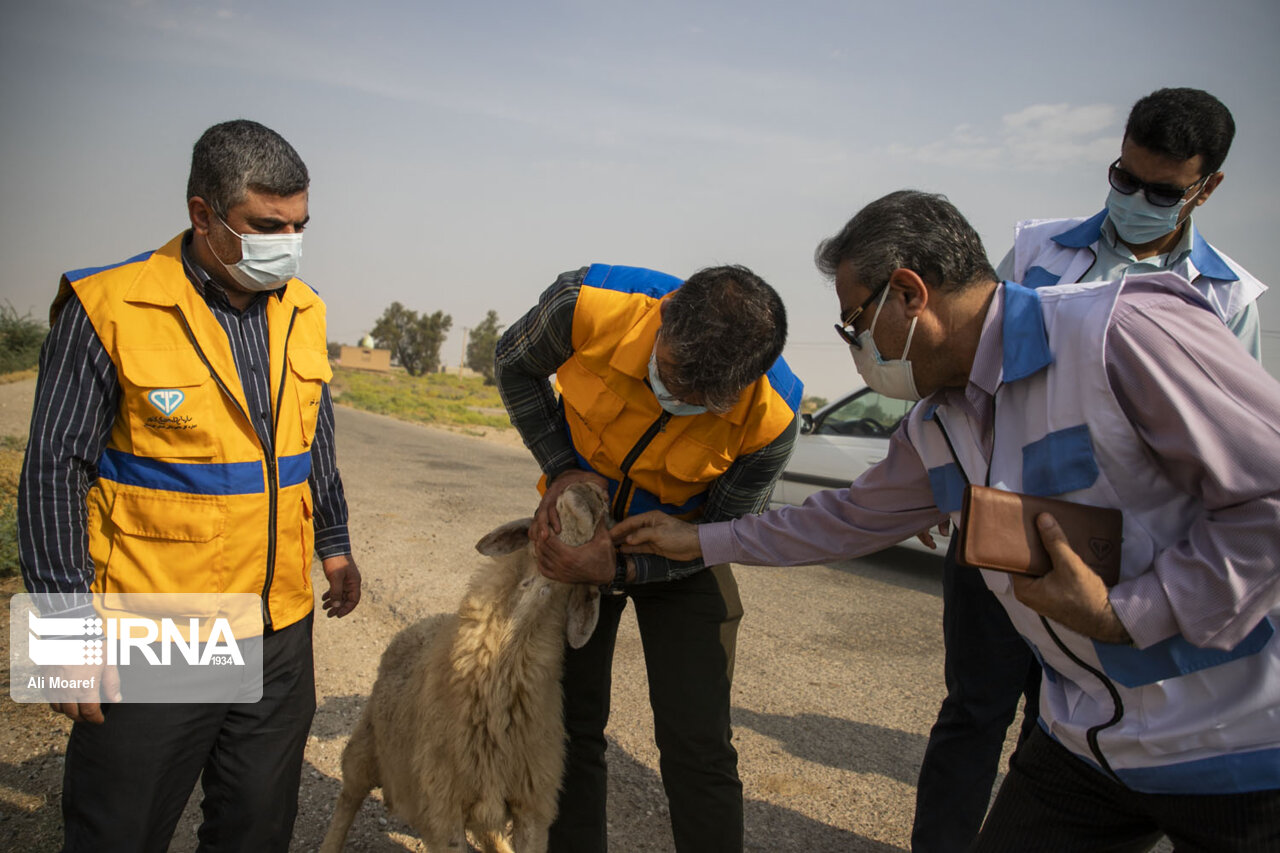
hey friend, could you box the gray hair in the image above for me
[186,119,309,216]
[660,265,787,413]
[815,190,995,292]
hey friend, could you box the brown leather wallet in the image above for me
[955,484,1123,586]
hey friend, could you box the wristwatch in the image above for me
[604,552,628,595]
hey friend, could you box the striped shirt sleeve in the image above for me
[309,382,351,559]
[17,293,119,607]
[494,268,585,480]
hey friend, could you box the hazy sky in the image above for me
[3,0,1278,400]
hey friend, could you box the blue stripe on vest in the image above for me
[927,463,966,514]
[1022,266,1061,289]
[1094,617,1275,689]
[64,250,155,283]
[1050,210,1108,249]
[277,451,313,488]
[1001,281,1054,383]
[98,448,264,496]
[1115,746,1280,795]
[583,264,683,299]
[628,486,706,517]
[1021,425,1099,496]
[765,358,803,413]
[1189,228,1239,281]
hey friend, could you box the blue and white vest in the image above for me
[1008,210,1266,326]
[904,275,1280,795]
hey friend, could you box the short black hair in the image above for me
[1125,88,1235,176]
[660,265,787,413]
[187,119,309,216]
[815,190,995,292]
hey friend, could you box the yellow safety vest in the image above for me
[554,265,800,520]
[64,233,332,631]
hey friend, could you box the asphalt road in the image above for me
[296,404,996,853]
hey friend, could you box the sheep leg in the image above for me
[509,811,549,853]
[319,716,380,853]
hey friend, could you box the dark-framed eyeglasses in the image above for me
[1107,158,1211,208]
[834,279,890,348]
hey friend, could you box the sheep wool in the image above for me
[321,483,607,853]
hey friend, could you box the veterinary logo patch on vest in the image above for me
[148,389,185,415]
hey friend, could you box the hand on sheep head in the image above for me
[533,521,616,585]
[533,469,611,542]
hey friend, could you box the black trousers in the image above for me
[548,564,744,853]
[975,726,1280,852]
[61,613,316,853]
[913,543,1041,853]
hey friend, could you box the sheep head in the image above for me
[473,482,610,648]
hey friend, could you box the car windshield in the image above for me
[814,391,913,438]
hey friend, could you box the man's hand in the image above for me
[533,469,611,542]
[915,519,951,550]
[532,522,615,584]
[49,661,121,725]
[611,511,703,562]
[322,554,362,618]
[1011,513,1131,645]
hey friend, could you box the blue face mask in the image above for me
[1105,183,1204,247]
[648,349,708,416]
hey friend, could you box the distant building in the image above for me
[337,342,392,372]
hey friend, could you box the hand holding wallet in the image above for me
[955,484,1123,586]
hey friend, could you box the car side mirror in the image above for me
[800,412,815,435]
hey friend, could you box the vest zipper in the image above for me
[260,309,299,632]
[175,307,295,632]
[610,411,672,522]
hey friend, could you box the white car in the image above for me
[769,386,949,555]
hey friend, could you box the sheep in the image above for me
[320,481,609,853]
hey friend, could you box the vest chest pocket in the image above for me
[560,357,627,463]
[287,348,332,446]
[117,348,216,459]
[660,431,736,491]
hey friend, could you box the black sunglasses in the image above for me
[1108,158,1211,208]
[834,280,890,348]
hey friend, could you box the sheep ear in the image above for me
[565,585,600,649]
[475,517,534,557]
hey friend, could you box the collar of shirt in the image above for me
[1089,214,1196,282]
[932,283,1004,446]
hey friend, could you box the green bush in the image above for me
[1,304,47,375]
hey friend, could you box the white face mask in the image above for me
[648,348,708,416]
[208,215,303,292]
[848,285,921,402]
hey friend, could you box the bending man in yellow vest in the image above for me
[18,119,360,852]
[495,264,802,852]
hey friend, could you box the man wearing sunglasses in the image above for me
[911,87,1267,853]
[1001,87,1264,353]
